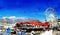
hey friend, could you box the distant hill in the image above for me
[0,18,40,24]
[15,18,40,22]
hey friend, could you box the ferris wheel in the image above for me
[44,8,58,27]
[44,8,57,22]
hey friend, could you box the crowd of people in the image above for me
[0,27,26,35]
[40,28,53,35]
[0,27,59,35]
[0,27,11,35]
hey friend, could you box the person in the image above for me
[13,30,16,35]
[18,30,21,35]
[0,31,3,35]
[31,30,35,35]
[3,29,10,35]
[6,27,11,35]
[48,28,53,35]
[54,28,58,35]
[40,29,46,35]
[21,30,25,35]
[40,32,45,35]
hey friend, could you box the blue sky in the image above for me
[0,0,60,22]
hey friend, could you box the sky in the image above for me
[0,0,60,22]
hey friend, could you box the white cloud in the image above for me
[2,16,27,20]
[8,16,16,19]
[2,16,16,19]
[16,17,27,19]
[2,16,7,19]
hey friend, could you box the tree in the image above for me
[57,19,60,22]
[57,19,60,27]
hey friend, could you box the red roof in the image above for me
[15,21,49,27]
